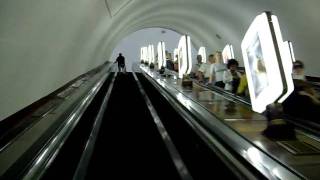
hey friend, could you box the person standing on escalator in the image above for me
[115,53,126,73]
[223,59,241,93]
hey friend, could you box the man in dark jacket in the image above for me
[115,53,126,72]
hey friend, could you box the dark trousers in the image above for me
[215,81,225,89]
[118,64,125,72]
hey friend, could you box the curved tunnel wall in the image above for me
[0,0,319,120]
[0,0,111,120]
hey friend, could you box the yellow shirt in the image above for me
[237,74,248,95]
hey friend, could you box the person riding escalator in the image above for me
[223,59,241,94]
[282,79,320,122]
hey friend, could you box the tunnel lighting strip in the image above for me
[242,12,287,113]
[222,44,235,64]
[198,47,207,63]
[178,35,193,79]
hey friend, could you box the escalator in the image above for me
[136,73,241,180]
[85,73,181,180]
[39,72,241,180]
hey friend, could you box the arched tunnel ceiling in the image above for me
[0,0,319,120]
[104,0,320,74]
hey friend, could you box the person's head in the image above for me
[227,59,239,71]
[196,55,202,64]
[119,53,122,56]
[214,51,223,63]
[208,54,215,64]
[293,60,304,74]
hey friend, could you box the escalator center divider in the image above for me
[40,73,115,180]
[132,72,193,180]
[85,73,181,180]
[136,73,238,180]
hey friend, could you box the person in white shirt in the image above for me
[292,60,306,80]
[191,55,203,80]
[209,51,226,88]
[198,54,215,84]
[223,59,241,93]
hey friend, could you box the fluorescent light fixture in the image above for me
[173,48,178,62]
[241,12,291,113]
[177,35,193,78]
[222,44,235,64]
[198,47,207,63]
[157,41,166,69]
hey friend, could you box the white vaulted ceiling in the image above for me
[105,0,133,17]
[0,0,320,120]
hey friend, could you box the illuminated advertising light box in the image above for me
[198,47,207,63]
[140,47,148,62]
[157,41,166,69]
[162,42,166,68]
[222,44,235,64]
[241,12,294,113]
[140,47,143,61]
[283,41,295,62]
[173,48,178,62]
[177,35,192,79]
[281,41,295,75]
[148,45,155,65]
[143,47,148,62]
[147,45,151,65]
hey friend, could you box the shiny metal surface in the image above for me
[73,72,117,180]
[133,72,194,180]
[139,65,320,179]
[22,65,114,180]
[140,71,260,180]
